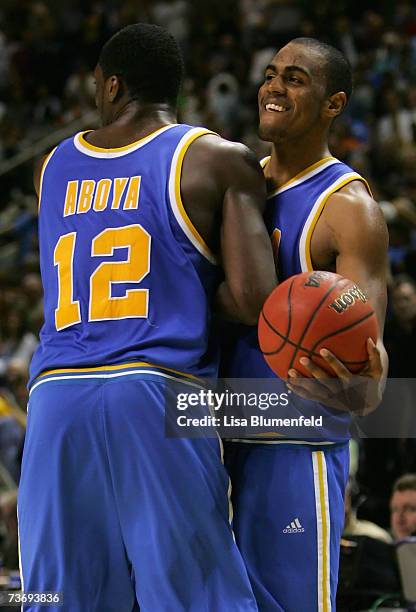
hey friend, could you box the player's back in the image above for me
[30,124,220,384]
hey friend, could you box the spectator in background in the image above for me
[384,274,416,376]
[0,309,38,378]
[377,90,416,146]
[206,72,240,138]
[390,474,416,539]
[344,478,393,544]
[0,489,19,570]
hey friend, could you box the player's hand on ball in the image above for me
[286,338,383,416]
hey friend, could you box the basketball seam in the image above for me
[260,313,367,364]
[308,311,376,355]
[260,278,295,357]
[288,278,347,371]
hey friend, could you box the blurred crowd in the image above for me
[0,0,416,596]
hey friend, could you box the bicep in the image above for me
[331,198,389,331]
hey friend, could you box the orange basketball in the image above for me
[258,271,378,379]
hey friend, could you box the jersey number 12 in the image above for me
[53,224,151,331]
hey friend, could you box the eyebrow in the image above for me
[265,64,310,77]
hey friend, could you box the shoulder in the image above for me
[181,133,265,203]
[184,133,262,177]
[33,143,62,197]
[324,179,388,239]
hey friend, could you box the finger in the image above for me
[298,356,343,393]
[367,338,382,367]
[361,338,382,376]
[287,370,331,401]
[286,382,327,403]
[287,380,349,411]
[319,349,352,381]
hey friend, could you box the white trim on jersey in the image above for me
[299,172,364,272]
[267,158,340,199]
[73,124,178,159]
[168,127,218,264]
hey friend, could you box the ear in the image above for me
[105,75,122,103]
[323,92,347,119]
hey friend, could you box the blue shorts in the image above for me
[18,366,258,611]
[224,440,349,612]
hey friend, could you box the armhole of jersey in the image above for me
[168,128,218,265]
[299,173,371,272]
[37,147,58,213]
[260,155,271,169]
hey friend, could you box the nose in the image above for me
[266,74,286,95]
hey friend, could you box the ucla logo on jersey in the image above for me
[329,286,367,314]
[63,176,141,217]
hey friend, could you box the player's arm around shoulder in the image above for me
[181,134,277,325]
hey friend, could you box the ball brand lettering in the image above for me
[329,286,367,314]
[304,271,328,288]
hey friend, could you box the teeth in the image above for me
[265,103,287,112]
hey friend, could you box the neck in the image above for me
[110,100,176,129]
[266,136,332,189]
[90,101,177,148]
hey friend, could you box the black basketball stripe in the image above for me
[261,311,368,364]
[288,276,347,371]
[260,277,295,356]
[309,311,376,355]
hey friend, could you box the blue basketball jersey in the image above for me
[30,124,220,385]
[227,156,371,441]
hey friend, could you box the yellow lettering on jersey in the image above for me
[123,176,141,210]
[111,178,129,209]
[77,180,96,214]
[63,181,79,217]
[93,179,111,212]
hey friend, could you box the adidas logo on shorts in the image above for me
[283,517,305,534]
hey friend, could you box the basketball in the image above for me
[258,271,379,379]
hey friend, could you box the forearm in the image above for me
[215,281,263,325]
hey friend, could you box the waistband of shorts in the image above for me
[29,361,205,394]
[224,437,349,447]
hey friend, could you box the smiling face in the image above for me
[258,42,331,143]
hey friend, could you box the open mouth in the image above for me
[265,103,289,112]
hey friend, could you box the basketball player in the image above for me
[17,24,277,611]
[224,38,388,611]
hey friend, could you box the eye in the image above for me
[264,74,274,82]
[288,75,301,84]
